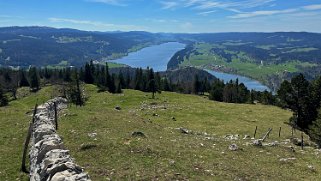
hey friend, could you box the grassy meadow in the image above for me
[1,85,321,180]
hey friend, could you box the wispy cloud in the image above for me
[229,9,297,19]
[198,10,216,16]
[48,18,145,31]
[229,3,321,19]
[145,18,179,23]
[160,0,276,14]
[303,4,321,11]
[161,1,179,9]
[85,0,127,6]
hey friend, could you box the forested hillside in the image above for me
[0,27,170,66]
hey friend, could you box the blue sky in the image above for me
[1,0,321,33]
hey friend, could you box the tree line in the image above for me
[0,61,275,107]
[1,63,321,145]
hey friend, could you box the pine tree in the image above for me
[29,67,40,92]
[19,70,29,87]
[116,81,122,94]
[125,71,131,89]
[84,63,94,84]
[309,107,321,146]
[67,70,84,106]
[290,74,313,130]
[149,79,156,99]
[109,74,116,93]
[193,75,200,95]
[118,71,126,89]
[0,86,8,107]
[209,81,224,102]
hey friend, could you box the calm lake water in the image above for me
[110,42,270,92]
[205,69,271,92]
[110,42,186,72]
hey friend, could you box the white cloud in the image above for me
[229,9,297,19]
[160,0,276,15]
[198,10,216,16]
[161,1,178,9]
[145,18,179,23]
[48,18,145,31]
[303,4,321,11]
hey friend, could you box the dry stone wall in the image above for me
[29,97,91,181]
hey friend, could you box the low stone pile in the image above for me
[29,97,91,181]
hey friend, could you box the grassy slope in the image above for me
[1,85,321,180]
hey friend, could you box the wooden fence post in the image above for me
[254,126,258,138]
[262,128,272,142]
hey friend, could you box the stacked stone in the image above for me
[29,97,91,181]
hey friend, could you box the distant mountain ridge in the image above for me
[1,26,321,68]
[0,26,170,67]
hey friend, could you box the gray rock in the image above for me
[180,128,190,134]
[229,144,238,151]
[253,139,263,146]
[243,135,251,140]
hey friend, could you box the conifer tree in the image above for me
[109,74,116,93]
[0,85,8,107]
[19,70,29,87]
[29,67,40,92]
[116,81,122,93]
[84,63,94,84]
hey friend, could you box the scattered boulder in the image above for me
[88,132,97,138]
[131,131,146,138]
[243,135,251,140]
[264,141,279,147]
[224,134,239,140]
[152,113,159,117]
[172,117,176,121]
[308,165,316,172]
[291,138,303,146]
[253,139,263,146]
[229,144,238,151]
[115,106,121,111]
[179,128,191,134]
[279,157,296,163]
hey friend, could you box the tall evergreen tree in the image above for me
[0,85,8,107]
[19,70,29,87]
[193,75,201,95]
[29,67,40,92]
[309,107,321,146]
[109,74,116,93]
[118,71,126,89]
[84,63,94,84]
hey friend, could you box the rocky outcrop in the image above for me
[29,97,91,181]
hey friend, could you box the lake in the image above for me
[205,69,271,92]
[110,42,186,72]
[110,42,270,92]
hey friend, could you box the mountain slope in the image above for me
[1,85,320,180]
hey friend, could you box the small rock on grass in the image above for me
[229,144,238,151]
